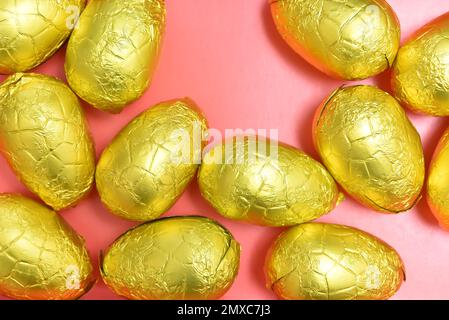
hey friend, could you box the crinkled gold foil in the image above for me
[96,99,208,221]
[0,194,94,300]
[270,0,400,80]
[65,0,165,113]
[392,12,449,116]
[265,223,405,300]
[0,73,95,210]
[198,136,342,227]
[313,85,424,213]
[0,0,86,74]
[101,216,240,300]
[427,127,449,229]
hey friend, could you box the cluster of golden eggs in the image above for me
[0,0,448,300]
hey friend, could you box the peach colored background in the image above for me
[1,0,449,300]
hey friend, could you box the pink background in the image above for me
[1,0,449,300]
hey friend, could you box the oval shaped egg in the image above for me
[265,223,405,300]
[96,99,208,221]
[0,194,94,300]
[392,12,449,116]
[0,73,95,210]
[101,216,240,300]
[270,0,400,80]
[65,0,165,113]
[427,127,449,229]
[313,85,424,213]
[0,0,86,74]
[198,136,342,227]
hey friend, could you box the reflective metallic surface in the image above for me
[96,99,208,221]
[265,223,405,300]
[313,85,424,213]
[0,194,94,300]
[0,73,95,210]
[270,0,400,80]
[65,0,165,113]
[427,127,449,229]
[198,136,341,226]
[101,216,240,300]
[0,0,86,74]
[392,12,449,116]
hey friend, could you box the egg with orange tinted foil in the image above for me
[427,127,449,229]
[65,0,165,113]
[96,99,208,221]
[270,0,400,80]
[0,0,86,74]
[392,12,449,116]
[313,85,424,213]
[265,223,405,300]
[101,216,240,300]
[0,194,94,300]
[198,136,342,227]
[0,73,95,210]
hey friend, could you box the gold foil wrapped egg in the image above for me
[0,194,94,300]
[0,73,95,210]
[265,223,405,300]
[96,99,208,221]
[101,216,240,300]
[270,0,400,80]
[427,127,449,229]
[313,85,424,213]
[392,12,449,116]
[65,0,166,113]
[0,0,86,74]
[198,136,342,227]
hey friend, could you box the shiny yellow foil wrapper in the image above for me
[101,216,240,300]
[198,136,342,227]
[392,12,449,116]
[0,0,86,74]
[0,73,95,210]
[265,223,405,300]
[96,99,208,221]
[313,85,424,213]
[65,0,166,113]
[427,127,449,229]
[0,194,94,300]
[270,0,400,80]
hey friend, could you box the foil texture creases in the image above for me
[101,216,240,300]
[65,0,166,113]
[313,85,424,213]
[198,136,341,227]
[96,99,208,221]
[0,73,95,210]
[265,223,405,300]
[392,12,449,116]
[0,0,86,74]
[270,0,400,80]
[427,127,449,229]
[0,194,94,300]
